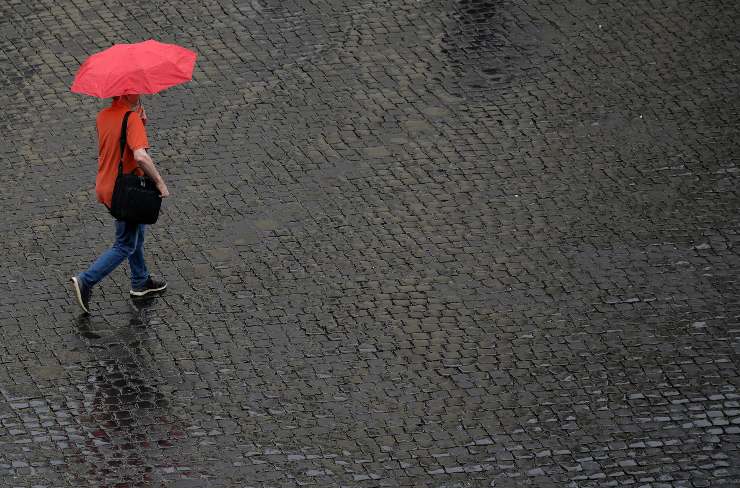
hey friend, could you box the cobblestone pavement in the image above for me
[1,0,739,486]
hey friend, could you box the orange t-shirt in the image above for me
[95,99,149,207]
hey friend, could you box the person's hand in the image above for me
[136,102,147,125]
[156,181,170,198]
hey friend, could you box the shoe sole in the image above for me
[70,277,90,314]
[130,283,167,297]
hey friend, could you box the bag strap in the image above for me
[118,111,133,177]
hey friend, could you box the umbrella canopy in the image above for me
[71,40,197,98]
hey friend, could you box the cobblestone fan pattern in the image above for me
[1,0,739,486]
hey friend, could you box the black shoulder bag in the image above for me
[109,111,162,224]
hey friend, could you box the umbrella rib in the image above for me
[131,48,146,96]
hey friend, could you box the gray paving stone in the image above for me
[0,0,739,486]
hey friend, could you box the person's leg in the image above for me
[78,220,139,288]
[128,224,150,289]
[129,223,167,296]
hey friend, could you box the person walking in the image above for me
[71,94,170,314]
[69,40,196,313]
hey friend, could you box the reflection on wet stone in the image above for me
[443,0,517,87]
[67,313,192,487]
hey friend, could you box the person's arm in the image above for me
[133,148,170,197]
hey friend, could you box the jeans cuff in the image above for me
[131,275,150,289]
[77,274,91,289]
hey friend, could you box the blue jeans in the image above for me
[79,220,150,289]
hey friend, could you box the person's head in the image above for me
[113,94,140,107]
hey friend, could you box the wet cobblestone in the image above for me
[1,0,739,486]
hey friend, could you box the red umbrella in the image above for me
[71,40,197,98]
